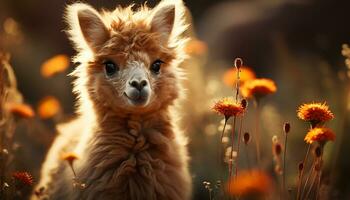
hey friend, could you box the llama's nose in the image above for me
[129,79,148,91]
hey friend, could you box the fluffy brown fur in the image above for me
[31,1,191,199]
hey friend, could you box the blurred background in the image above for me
[1,0,350,199]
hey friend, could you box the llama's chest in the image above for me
[71,129,186,199]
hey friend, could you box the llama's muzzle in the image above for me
[124,66,151,106]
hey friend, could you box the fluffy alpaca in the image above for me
[31,1,191,199]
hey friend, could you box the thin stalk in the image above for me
[254,99,261,165]
[235,69,240,103]
[0,115,13,200]
[0,115,5,199]
[219,118,229,165]
[232,60,240,178]
[315,171,322,200]
[245,145,251,170]
[282,132,288,197]
[0,64,4,199]
[301,157,316,199]
[315,146,324,200]
[304,169,317,200]
[68,162,77,178]
[219,117,229,197]
[235,116,244,179]
[0,129,4,199]
[229,116,237,180]
[297,144,311,200]
[297,169,302,200]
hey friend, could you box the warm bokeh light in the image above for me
[37,96,61,119]
[185,39,208,56]
[241,78,277,99]
[226,170,272,197]
[3,18,20,36]
[40,54,70,78]
[223,67,256,87]
[0,1,348,199]
[5,102,35,118]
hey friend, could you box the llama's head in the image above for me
[65,0,188,115]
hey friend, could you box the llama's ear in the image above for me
[150,0,188,44]
[65,3,109,52]
[150,4,175,41]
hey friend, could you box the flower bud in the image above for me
[298,162,304,172]
[272,135,278,143]
[284,122,291,134]
[234,58,243,69]
[314,146,322,158]
[314,161,323,171]
[243,132,250,144]
[241,99,248,110]
[273,143,282,156]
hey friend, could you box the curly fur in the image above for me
[31,1,191,199]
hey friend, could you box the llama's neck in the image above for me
[83,105,176,158]
[95,105,174,137]
[77,106,179,186]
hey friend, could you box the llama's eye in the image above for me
[150,59,164,74]
[103,60,118,76]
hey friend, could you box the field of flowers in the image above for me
[1,0,350,200]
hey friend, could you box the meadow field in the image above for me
[0,0,350,199]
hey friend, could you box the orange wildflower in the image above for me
[223,67,256,87]
[41,54,70,78]
[37,96,61,119]
[227,170,272,197]
[62,152,79,166]
[241,78,277,99]
[5,102,35,118]
[304,127,335,144]
[297,102,334,125]
[212,97,244,119]
[12,171,34,186]
[185,39,207,55]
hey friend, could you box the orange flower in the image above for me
[227,170,272,197]
[212,97,244,118]
[62,152,79,166]
[241,78,277,99]
[5,102,35,118]
[304,127,335,144]
[297,102,334,125]
[223,67,256,87]
[37,96,61,119]
[185,39,207,55]
[12,172,34,186]
[41,54,70,78]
